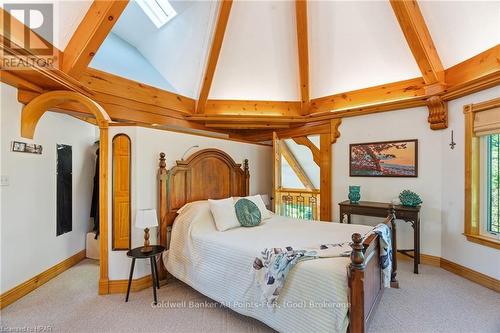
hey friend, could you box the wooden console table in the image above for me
[339,200,421,274]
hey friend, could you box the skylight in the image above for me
[136,0,177,29]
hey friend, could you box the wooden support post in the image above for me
[98,125,109,294]
[272,132,282,213]
[319,133,332,221]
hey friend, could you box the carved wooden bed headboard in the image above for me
[157,149,250,248]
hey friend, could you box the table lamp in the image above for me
[135,208,158,253]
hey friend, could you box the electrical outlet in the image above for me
[0,175,9,186]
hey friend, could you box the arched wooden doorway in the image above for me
[21,90,112,294]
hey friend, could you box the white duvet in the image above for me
[164,201,373,333]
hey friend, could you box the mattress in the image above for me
[163,201,373,333]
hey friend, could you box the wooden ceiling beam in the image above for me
[310,77,427,115]
[204,99,302,116]
[280,139,316,190]
[295,0,310,114]
[17,89,212,133]
[205,123,290,129]
[188,115,306,124]
[1,70,43,93]
[390,0,444,86]
[196,0,233,114]
[81,68,195,114]
[443,45,500,100]
[293,137,320,166]
[62,0,129,78]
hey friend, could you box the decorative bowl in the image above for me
[399,190,422,207]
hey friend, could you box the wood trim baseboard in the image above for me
[396,252,500,292]
[107,275,152,294]
[440,258,500,293]
[0,250,86,309]
[396,251,441,267]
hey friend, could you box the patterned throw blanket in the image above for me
[252,223,392,305]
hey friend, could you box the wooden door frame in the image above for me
[20,90,112,294]
[273,119,341,221]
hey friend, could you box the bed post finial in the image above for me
[350,233,365,270]
[159,152,166,170]
[243,159,250,196]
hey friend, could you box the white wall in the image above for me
[332,106,443,256]
[107,126,272,280]
[332,86,500,279]
[441,87,500,279]
[0,83,96,293]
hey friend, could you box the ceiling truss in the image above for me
[1,1,499,143]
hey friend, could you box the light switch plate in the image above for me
[0,175,9,186]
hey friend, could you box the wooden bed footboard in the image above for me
[348,208,398,333]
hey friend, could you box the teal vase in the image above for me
[348,186,361,204]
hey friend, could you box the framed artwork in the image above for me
[11,141,43,154]
[350,139,418,177]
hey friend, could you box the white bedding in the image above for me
[164,201,373,333]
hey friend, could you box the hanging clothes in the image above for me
[90,148,100,239]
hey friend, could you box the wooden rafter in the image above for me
[196,0,233,114]
[280,139,315,190]
[81,68,195,114]
[310,77,427,115]
[17,89,216,133]
[390,0,444,86]
[293,137,320,166]
[204,99,302,116]
[443,45,500,100]
[62,0,129,78]
[206,123,290,129]
[1,9,498,134]
[295,0,310,114]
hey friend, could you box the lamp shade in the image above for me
[135,209,158,229]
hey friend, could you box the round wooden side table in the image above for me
[125,245,165,304]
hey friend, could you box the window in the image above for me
[136,0,177,29]
[464,98,500,250]
[486,134,499,235]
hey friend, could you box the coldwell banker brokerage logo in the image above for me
[2,3,56,69]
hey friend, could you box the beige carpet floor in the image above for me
[1,259,498,333]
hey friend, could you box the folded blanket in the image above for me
[252,223,392,305]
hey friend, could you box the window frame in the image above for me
[486,134,500,237]
[464,97,500,250]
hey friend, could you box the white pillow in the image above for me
[234,195,271,220]
[208,198,240,231]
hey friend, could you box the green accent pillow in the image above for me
[235,198,262,227]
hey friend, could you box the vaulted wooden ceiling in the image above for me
[1,0,499,142]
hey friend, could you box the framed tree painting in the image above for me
[350,139,418,177]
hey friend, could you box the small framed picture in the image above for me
[12,141,26,152]
[11,141,43,155]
